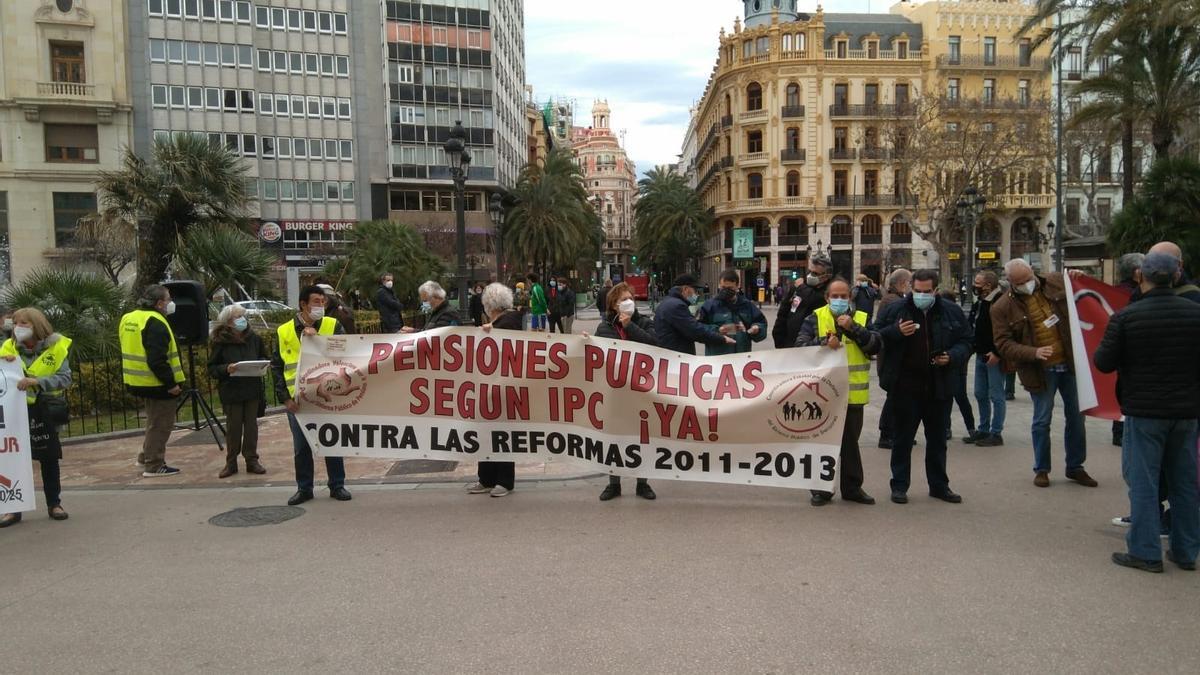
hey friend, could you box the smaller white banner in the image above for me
[0,360,36,514]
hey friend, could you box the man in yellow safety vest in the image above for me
[270,285,351,505]
[796,278,883,506]
[120,285,187,477]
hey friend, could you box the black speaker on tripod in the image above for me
[161,280,225,450]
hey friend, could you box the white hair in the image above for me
[481,282,514,316]
[1004,259,1033,277]
[418,281,447,300]
[216,304,246,325]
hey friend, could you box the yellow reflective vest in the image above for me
[277,317,337,398]
[0,336,72,404]
[816,306,871,405]
[119,310,186,388]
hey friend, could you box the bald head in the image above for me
[1149,241,1183,261]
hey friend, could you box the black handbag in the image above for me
[36,392,71,426]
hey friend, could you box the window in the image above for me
[274,51,287,72]
[261,136,275,158]
[1018,79,1030,106]
[291,96,304,117]
[326,182,340,200]
[467,29,482,48]
[325,139,338,159]
[199,42,217,65]
[293,137,307,157]
[220,44,235,66]
[895,83,910,106]
[983,78,995,103]
[867,40,878,59]
[948,36,961,64]
[786,127,800,151]
[218,0,233,21]
[342,182,355,201]
[307,96,321,117]
[743,40,752,60]
[205,87,219,109]
[277,137,292,158]
[786,83,800,108]
[433,67,449,86]
[1067,46,1083,78]
[947,78,960,101]
[235,1,249,22]
[897,40,908,59]
[165,0,181,17]
[309,139,322,158]
[242,134,256,156]
[223,88,237,111]
[259,93,273,114]
[224,133,238,152]
[983,37,996,65]
[255,5,268,27]
[336,56,349,77]
[290,52,303,73]
[334,13,347,34]
[322,97,336,118]
[1065,198,1080,227]
[149,0,164,15]
[150,39,166,62]
[864,126,878,149]
[201,0,216,19]
[337,98,352,119]
[1019,38,1032,67]
[262,179,278,200]
[833,83,848,108]
[306,53,318,74]
[240,89,253,112]
[864,169,878,196]
[746,83,763,111]
[834,126,848,151]
[340,140,353,160]
[279,180,293,200]
[836,40,847,59]
[747,173,763,199]
[1098,55,1111,75]
[152,85,167,107]
[318,11,332,33]
[167,40,184,63]
[786,171,800,197]
[833,170,848,197]
[303,10,317,31]
[50,42,85,83]
[257,49,271,70]
[1096,198,1112,225]
[397,64,414,83]
[320,54,334,75]
[432,27,448,45]
[746,130,763,154]
[295,180,309,200]
[52,192,96,247]
[271,7,284,29]
[864,83,879,106]
[169,85,185,108]
[275,94,289,115]
[188,87,202,108]
[288,9,301,30]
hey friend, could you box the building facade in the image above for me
[0,0,135,284]
[573,100,636,280]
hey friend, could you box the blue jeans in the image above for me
[1122,417,1200,563]
[1029,368,1087,474]
[288,412,345,492]
[974,356,1006,435]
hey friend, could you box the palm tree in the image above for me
[633,167,710,282]
[173,224,277,298]
[96,134,250,293]
[321,220,444,307]
[504,149,596,279]
[2,268,126,359]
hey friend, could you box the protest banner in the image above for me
[294,328,850,491]
[1065,273,1131,421]
[0,360,36,514]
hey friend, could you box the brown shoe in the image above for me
[1034,472,1050,488]
[49,505,69,521]
[218,463,238,479]
[1066,469,1098,487]
[245,461,267,475]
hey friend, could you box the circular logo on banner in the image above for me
[258,221,283,244]
[299,360,367,412]
[766,374,841,440]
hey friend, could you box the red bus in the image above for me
[625,273,651,301]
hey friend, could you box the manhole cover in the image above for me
[387,459,458,476]
[208,506,304,528]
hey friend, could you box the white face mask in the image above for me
[308,306,325,320]
[384,281,393,289]
[164,301,176,316]
[1016,280,1037,296]
[13,326,34,343]
[618,299,636,315]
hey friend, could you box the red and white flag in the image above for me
[1064,273,1133,420]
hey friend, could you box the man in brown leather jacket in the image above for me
[991,259,1097,490]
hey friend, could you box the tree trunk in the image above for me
[1121,118,1135,205]
[133,220,174,293]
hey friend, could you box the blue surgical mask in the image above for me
[233,317,249,332]
[688,292,701,306]
[912,292,936,311]
[829,299,851,316]
[420,301,432,313]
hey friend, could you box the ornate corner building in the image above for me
[688,0,1056,287]
[572,100,636,280]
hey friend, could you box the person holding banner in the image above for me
[273,285,352,506]
[798,279,881,506]
[467,283,524,497]
[1094,252,1200,573]
[655,274,735,355]
[595,282,658,501]
[402,281,461,332]
[0,308,72,527]
[992,260,1097,489]
[698,270,768,356]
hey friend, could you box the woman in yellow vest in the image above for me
[796,278,882,507]
[0,308,72,527]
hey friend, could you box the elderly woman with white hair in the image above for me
[401,281,462,332]
[466,282,524,497]
[207,304,270,478]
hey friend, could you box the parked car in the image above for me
[235,300,293,317]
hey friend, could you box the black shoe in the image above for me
[1167,550,1197,571]
[635,482,656,500]
[976,433,1004,447]
[877,437,893,449]
[890,490,908,504]
[931,490,963,504]
[1112,552,1163,573]
[842,490,876,505]
[1005,393,1016,401]
[810,492,833,506]
[287,490,314,506]
[1112,433,1123,447]
[963,430,986,445]
[329,487,352,501]
[599,484,621,501]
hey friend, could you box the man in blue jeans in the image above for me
[1094,252,1200,572]
[992,260,1097,489]
[968,270,1005,446]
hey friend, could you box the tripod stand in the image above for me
[175,342,226,452]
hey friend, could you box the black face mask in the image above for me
[719,287,737,303]
[973,286,986,297]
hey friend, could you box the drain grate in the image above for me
[208,506,305,528]
[387,459,459,476]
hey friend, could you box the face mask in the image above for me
[806,274,822,287]
[384,281,393,289]
[973,286,986,297]
[549,282,557,289]
[618,299,636,315]
[688,292,701,306]
[164,301,176,316]
[420,301,432,313]
[13,326,34,343]
[1016,280,1037,296]
[719,287,737,303]
[858,282,869,288]
[829,299,851,316]
[912,292,936,311]
[308,306,325,320]
[233,317,249,332]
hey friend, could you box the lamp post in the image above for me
[444,121,472,310]
[956,185,986,309]
[488,192,505,282]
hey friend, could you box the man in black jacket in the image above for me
[121,285,186,477]
[876,269,972,505]
[653,274,734,355]
[1095,252,1200,573]
[555,276,576,334]
[969,270,1005,447]
[375,273,404,333]
[404,281,461,331]
[773,254,833,349]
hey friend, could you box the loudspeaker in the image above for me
[163,280,209,345]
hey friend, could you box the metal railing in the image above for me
[936,54,1048,71]
[829,103,916,118]
[829,148,857,161]
[781,105,806,119]
[825,195,915,207]
[780,149,807,162]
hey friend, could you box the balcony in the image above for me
[781,105,805,119]
[738,152,769,166]
[828,104,916,118]
[739,109,768,123]
[828,148,857,161]
[721,115,733,129]
[778,234,810,247]
[825,195,916,208]
[940,97,1046,113]
[717,196,816,215]
[38,81,98,98]
[860,147,893,161]
[823,48,924,62]
[719,155,734,169]
[780,149,807,163]
[936,54,1049,71]
[12,80,116,122]
[698,164,720,189]
[994,194,1055,209]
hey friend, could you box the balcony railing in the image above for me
[940,97,1045,112]
[936,54,1049,71]
[860,147,893,161]
[717,196,816,214]
[721,115,733,129]
[781,105,805,119]
[823,48,924,61]
[861,233,883,244]
[698,164,720,188]
[829,148,857,161]
[780,149,807,162]
[826,195,916,207]
[738,152,769,165]
[739,109,768,122]
[828,103,916,118]
[719,155,734,169]
[37,81,97,98]
[778,234,810,247]
[994,194,1055,209]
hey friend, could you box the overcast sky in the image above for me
[525,0,880,178]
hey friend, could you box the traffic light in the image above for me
[791,271,798,279]
[631,255,638,263]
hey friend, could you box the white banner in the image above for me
[0,360,36,514]
[295,328,850,491]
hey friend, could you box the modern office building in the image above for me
[0,0,135,285]
[573,100,637,280]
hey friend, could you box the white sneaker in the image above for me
[490,486,510,498]
[466,482,490,494]
[1111,516,1131,527]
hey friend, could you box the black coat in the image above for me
[595,311,657,346]
[376,285,404,332]
[469,293,485,327]
[773,283,829,348]
[208,330,269,404]
[424,302,463,330]
[876,296,972,400]
[1094,288,1200,419]
[491,310,524,332]
[969,291,1001,356]
[653,287,725,355]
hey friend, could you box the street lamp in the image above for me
[488,192,505,282]
[444,121,472,310]
[956,185,987,308]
